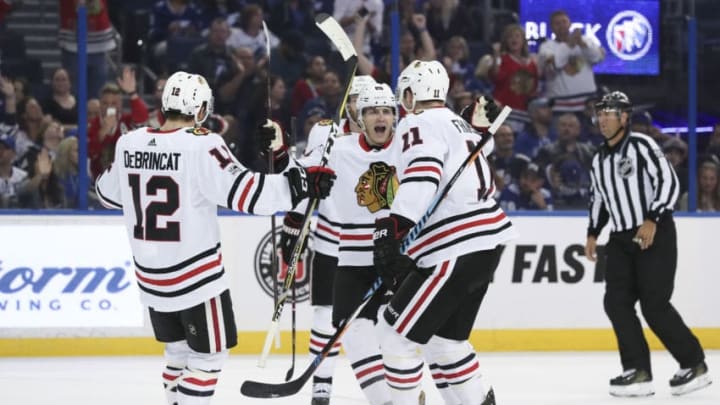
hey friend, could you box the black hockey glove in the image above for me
[460,95,500,131]
[373,214,416,289]
[280,211,306,264]
[257,119,289,172]
[286,166,336,208]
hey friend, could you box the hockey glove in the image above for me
[373,214,416,289]
[286,166,336,208]
[280,211,306,264]
[460,96,501,131]
[257,119,289,172]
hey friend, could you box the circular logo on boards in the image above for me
[253,227,311,303]
[606,10,653,61]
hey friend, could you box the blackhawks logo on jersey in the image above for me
[187,126,211,136]
[355,161,399,213]
[318,119,333,126]
[253,225,311,302]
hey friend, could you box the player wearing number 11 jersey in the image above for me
[372,60,517,405]
[95,71,335,405]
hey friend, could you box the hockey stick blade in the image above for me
[315,13,356,62]
[242,278,384,398]
[401,106,512,254]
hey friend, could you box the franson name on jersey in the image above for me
[124,150,181,171]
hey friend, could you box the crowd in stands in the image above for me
[0,0,715,212]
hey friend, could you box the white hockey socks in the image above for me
[379,317,424,405]
[343,318,392,405]
[425,335,490,404]
[176,348,227,405]
[163,341,191,405]
[309,306,339,399]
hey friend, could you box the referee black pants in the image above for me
[603,217,705,376]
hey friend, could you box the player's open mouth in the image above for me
[374,125,387,134]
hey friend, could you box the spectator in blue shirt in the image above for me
[499,162,553,211]
[515,97,556,158]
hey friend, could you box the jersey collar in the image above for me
[358,133,392,151]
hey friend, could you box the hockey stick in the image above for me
[400,106,512,254]
[257,13,358,368]
[261,20,282,351]
[242,278,383,398]
[284,116,298,382]
[261,20,282,349]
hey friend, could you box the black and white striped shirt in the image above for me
[588,131,679,236]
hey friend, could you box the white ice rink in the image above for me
[1,351,717,404]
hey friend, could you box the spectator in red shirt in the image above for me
[290,55,326,117]
[87,66,148,179]
[476,24,538,111]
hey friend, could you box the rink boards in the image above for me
[0,214,718,356]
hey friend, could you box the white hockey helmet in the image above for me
[356,83,396,131]
[395,60,449,112]
[349,75,377,96]
[162,71,214,125]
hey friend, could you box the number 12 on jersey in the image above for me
[128,174,181,241]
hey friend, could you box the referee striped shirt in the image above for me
[588,131,679,237]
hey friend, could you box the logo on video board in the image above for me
[606,10,653,61]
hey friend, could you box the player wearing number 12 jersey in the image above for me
[95,71,335,405]
[372,60,517,405]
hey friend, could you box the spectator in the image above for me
[0,76,19,143]
[14,98,50,160]
[298,70,342,138]
[663,137,689,197]
[18,147,62,209]
[290,55,326,116]
[227,4,279,54]
[514,97,556,158]
[146,77,168,128]
[705,123,720,162]
[53,136,82,208]
[59,0,117,99]
[537,10,604,114]
[268,29,307,91]
[87,67,148,179]
[265,0,316,37]
[187,18,245,115]
[42,68,79,128]
[442,36,478,92]
[148,0,202,70]
[248,74,290,136]
[0,131,26,208]
[488,124,529,194]
[678,159,720,212]
[476,24,538,113]
[196,0,243,30]
[334,0,384,57]
[424,0,476,44]
[546,154,592,210]
[536,113,595,168]
[399,14,436,63]
[499,161,553,211]
[630,110,670,145]
[579,97,604,145]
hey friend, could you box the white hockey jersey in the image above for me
[96,126,296,312]
[295,118,354,256]
[391,107,518,267]
[324,132,399,267]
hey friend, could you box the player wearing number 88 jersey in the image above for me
[95,71,335,405]
[373,60,517,405]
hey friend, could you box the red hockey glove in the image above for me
[280,211,306,264]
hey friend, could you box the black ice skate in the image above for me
[481,387,496,404]
[608,369,654,397]
[670,361,712,396]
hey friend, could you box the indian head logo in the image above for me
[605,10,653,61]
[355,162,400,213]
[253,226,311,302]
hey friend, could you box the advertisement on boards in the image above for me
[0,223,143,328]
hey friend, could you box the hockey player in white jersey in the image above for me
[261,75,377,404]
[95,71,336,405]
[372,60,517,405]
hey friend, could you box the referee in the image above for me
[584,91,711,397]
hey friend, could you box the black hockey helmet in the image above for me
[595,91,632,114]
